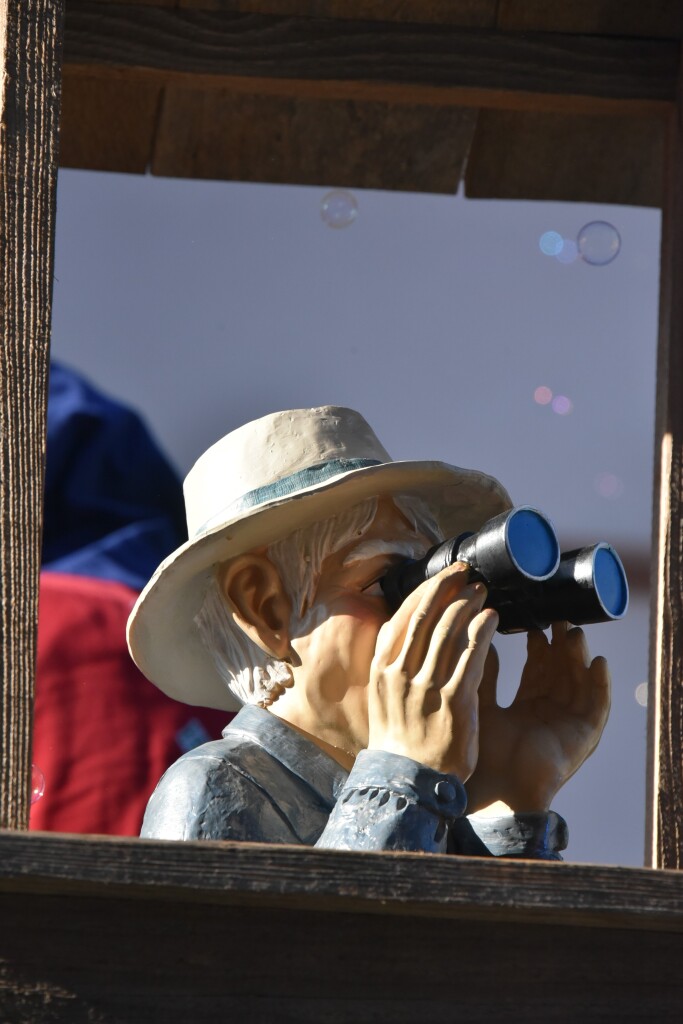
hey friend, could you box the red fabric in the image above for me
[30,572,233,836]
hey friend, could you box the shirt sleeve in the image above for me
[314,748,568,860]
[449,810,569,860]
[140,753,303,844]
[141,743,568,860]
[315,748,467,853]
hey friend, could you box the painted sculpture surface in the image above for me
[128,407,610,857]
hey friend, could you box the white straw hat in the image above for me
[127,406,511,711]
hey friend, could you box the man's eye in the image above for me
[361,578,385,597]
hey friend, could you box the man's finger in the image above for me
[478,644,500,709]
[442,607,499,701]
[550,620,569,643]
[514,629,550,700]
[586,655,612,724]
[420,585,489,686]
[393,565,474,676]
[565,625,591,669]
[374,562,470,666]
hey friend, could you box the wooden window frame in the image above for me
[2,2,683,1014]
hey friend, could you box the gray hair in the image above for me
[194,494,442,706]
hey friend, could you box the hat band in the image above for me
[195,457,383,537]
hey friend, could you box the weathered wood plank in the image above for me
[177,0,500,27]
[3,830,683,930]
[2,890,683,1022]
[63,3,679,108]
[84,0,683,40]
[498,0,683,40]
[0,4,64,829]
[60,66,161,172]
[465,110,664,207]
[4,831,683,1020]
[647,83,683,869]
[153,87,477,191]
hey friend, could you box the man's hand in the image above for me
[465,622,611,813]
[367,564,498,780]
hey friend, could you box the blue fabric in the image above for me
[141,704,566,859]
[42,363,186,591]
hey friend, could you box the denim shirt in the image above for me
[141,704,567,859]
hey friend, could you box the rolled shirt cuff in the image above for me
[348,748,467,817]
[316,748,467,853]
[450,810,569,860]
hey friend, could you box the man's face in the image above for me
[289,499,433,747]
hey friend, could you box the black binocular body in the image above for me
[380,506,629,633]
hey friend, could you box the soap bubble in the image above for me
[539,231,563,256]
[31,764,45,805]
[556,239,578,265]
[595,472,624,499]
[321,190,358,229]
[534,386,553,405]
[635,682,648,707]
[577,221,621,266]
[551,395,573,415]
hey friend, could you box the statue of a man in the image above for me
[128,407,610,857]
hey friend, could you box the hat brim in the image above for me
[127,459,511,711]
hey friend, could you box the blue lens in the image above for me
[506,509,559,579]
[594,547,628,617]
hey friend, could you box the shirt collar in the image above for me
[225,704,349,808]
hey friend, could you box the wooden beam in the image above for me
[3,830,683,928]
[63,3,679,111]
[87,1,683,40]
[3,832,683,1019]
[59,64,480,192]
[0,4,64,829]
[497,0,683,40]
[63,64,677,120]
[177,0,500,28]
[59,2,679,193]
[59,67,161,173]
[647,64,683,870]
[152,87,477,191]
[6,887,683,1020]
[465,110,664,207]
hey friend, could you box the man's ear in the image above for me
[218,553,294,662]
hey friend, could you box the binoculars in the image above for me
[380,506,629,633]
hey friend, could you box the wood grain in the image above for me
[3,831,683,1020]
[63,2,679,106]
[0,3,63,829]
[647,79,683,869]
[153,86,477,190]
[82,1,683,39]
[497,0,683,40]
[3,830,683,929]
[465,109,664,207]
[2,889,683,1022]
[60,66,161,172]
[177,0,500,26]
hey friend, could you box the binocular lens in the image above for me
[380,504,628,632]
[506,509,560,580]
[535,542,629,630]
[594,546,628,618]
